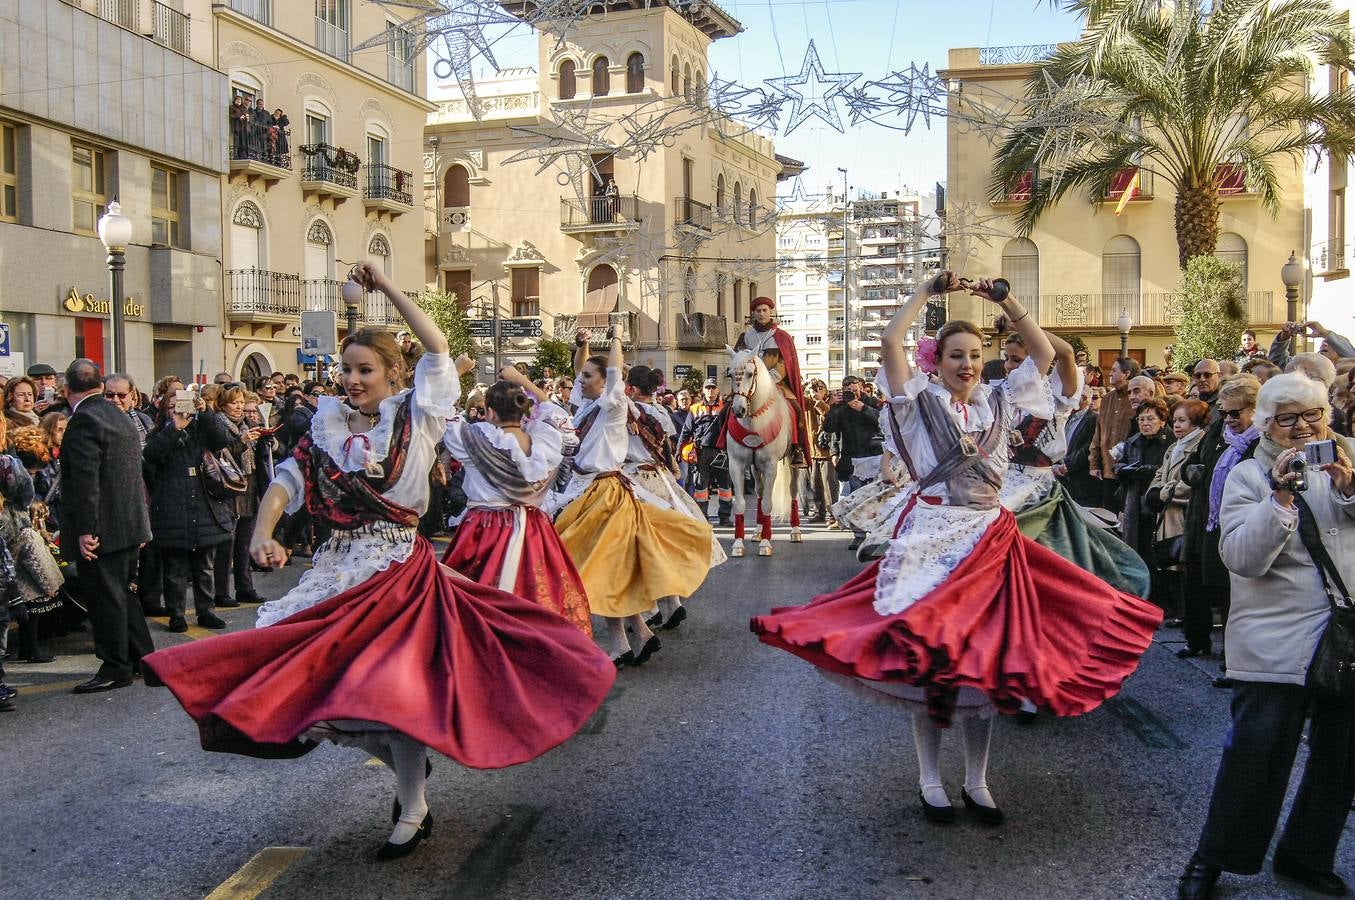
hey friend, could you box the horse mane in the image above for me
[730,347,769,391]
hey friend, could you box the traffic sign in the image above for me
[299,310,337,356]
[499,318,543,338]
[0,324,9,357]
[673,364,692,381]
[468,320,495,338]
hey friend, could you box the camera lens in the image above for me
[1289,457,1307,473]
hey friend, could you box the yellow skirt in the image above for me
[555,474,714,618]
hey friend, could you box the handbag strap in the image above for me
[1295,494,1353,612]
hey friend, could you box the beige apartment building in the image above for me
[0,0,227,389]
[940,45,1303,370]
[217,0,431,382]
[423,1,795,384]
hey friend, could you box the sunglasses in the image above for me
[103,391,129,400]
[1220,407,1249,420]
[1272,408,1325,428]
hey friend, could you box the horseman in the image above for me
[723,296,810,467]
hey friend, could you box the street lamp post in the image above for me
[1281,250,1303,351]
[1116,308,1132,360]
[96,199,133,374]
[837,166,849,381]
[341,275,362,337]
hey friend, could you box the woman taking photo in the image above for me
[1179,373,1355,899]
[1147,398,1209,642]
[210,383,269,606]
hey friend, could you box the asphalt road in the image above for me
[0,525,1344,899]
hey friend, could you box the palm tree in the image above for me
[991,0,1355,268]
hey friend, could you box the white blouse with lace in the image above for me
[255,352,456,629]
[872,355,1056,618]
[444,398,568,509]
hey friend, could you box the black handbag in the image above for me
[1152,533,1184,569]
[1296,496,1355,697]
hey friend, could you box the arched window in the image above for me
[1001,238,1039,310]
[684,265,697,315]
[304,219,336,308]
[1102,234,1142,322]
[592,56,610,97]
[558,59,576,100]
[716,174,725,214]
[748,187,758,225]
[230,201,265,271]
[733,181,743,225]
[1215,232,1249,288]
[671,55,681,95]
[586,263,620,323]
[683,62,692,99]
[369,233,392,277]
[443,164,470,207]
[626,53,645,94]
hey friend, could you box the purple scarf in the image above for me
[1207,424,1259,531]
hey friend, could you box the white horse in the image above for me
[725,347,803,558]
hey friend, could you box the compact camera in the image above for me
[173,386,199,416]
[1305,438,1338,467]
[1287,457,1309,493]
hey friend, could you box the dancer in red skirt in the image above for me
[142,263,615,860]
[441,365,593,634]
[751,271,1161,825]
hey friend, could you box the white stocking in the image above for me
[658,596,682,618]
[961,716,996,808]
[911,712,949,806]
[628,613,654,644]
[604,617,631,659]
[388,736,429,844]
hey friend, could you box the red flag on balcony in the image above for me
[1115,170,1141,216]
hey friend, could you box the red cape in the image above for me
[730,326,808,451]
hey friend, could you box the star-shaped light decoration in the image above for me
[871,62,947,133]
[764,41,861,136]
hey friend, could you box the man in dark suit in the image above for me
[1056,389,1100,507]
[59,359,154,693]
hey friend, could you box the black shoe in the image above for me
[72,675,133,694]
[789,446,808,468]
[236,592,266,604]
[376,811,433,861]
[634,635,661,665]
[848,536,863,551]
[717,517,731,527]
[142,605,171,617]
[391,759,434,823]
[961,789,1005,825]
[215,595,241,609]
[612,651,635,669]
[1014,707,1038,725]
[0,682,16,700]
[645,612,664,629]
[1177,647,1208,659]
[0,695,14,712]
[1178,853,1221,900]
[20,655,55,664]
[918,791,956,824]
[661,606,687,631]
[1212,677,1235,689]
[198,613,228,630]
[166,616,188,633]
[1273,847,1350,896]
[1164,617,1185,628]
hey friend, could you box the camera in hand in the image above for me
[1287,456,1309,493]
[173,388,197,416]
[1304,438,1338,467]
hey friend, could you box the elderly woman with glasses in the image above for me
[1179,373,1355,899]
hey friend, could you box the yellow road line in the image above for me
[17,679,85,695]
[204,847,307,900]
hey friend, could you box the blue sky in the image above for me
[448,1,1084,197]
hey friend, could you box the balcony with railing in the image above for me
[363,290,406,328]
[979,44,1059,66]
[225,269,302,322]
[302,278,343,316]
[97,0,138,29]
[230,119,291,182]
[554,311,638,349]
[927,290,1280,330]
[299,144,360,201]
[223,0,271,26]
[1312,238,1349,276]
[363,164,414,214]
[151,1,190,54]
[315,16,350,63]
[675,197,713,232]
[677,312,728,350]
[560,195,643,233]
[1217,163,1254,198]
[995,169,1034,206]
[1102,167,1153,203]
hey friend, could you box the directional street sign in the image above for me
[468,320,495,338]
[499,318,543,338]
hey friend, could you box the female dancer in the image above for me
[752,271,1161,824]
[621,365,724,630]
[552,331,713,666]
[441,366,592,634]
[143,264,615,859]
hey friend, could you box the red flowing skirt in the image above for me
[750,508,1162,720]
[442,506,593,636]
[143,538,616,768]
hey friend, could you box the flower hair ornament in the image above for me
[914,337,939,375]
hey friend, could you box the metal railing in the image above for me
[364,164,413,205]
[299,144,359,190]
[230,119,291,170]
[97,0,138,30]
[931,290,1279,330]
[151,1,190,54]
[303,278,344,315]
[227,0,270,25]
[225,269,302,317]
[560,194,642,228]
[1312,238,1348,274]
[314,17,350,63]
[554,312,636,347]
[979,44,1059,65]
[364,290,405,327]
[674,197,713,231]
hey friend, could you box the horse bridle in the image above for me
[732,360,777,418]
